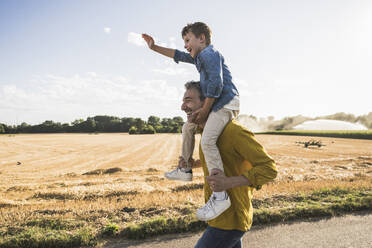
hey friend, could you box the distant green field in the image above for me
[258,130,372,140]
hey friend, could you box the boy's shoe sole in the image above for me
[164,168,192,181]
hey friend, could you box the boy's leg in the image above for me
[164,121,196,181]
[181,121,198,169]
[201,108,236,173]
[196,108,238,221]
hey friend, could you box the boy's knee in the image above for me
[182,122,196,134]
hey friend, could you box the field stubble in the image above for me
[0,133,371,246]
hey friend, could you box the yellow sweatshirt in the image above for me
[199,120,278,231]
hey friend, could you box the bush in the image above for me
[142,125,156,134]
[128,126,138,135]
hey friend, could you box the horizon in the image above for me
[1,0,372,125]
[1,111,371,127]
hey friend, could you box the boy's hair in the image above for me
[184,81,205,101]
[182,22,212,46]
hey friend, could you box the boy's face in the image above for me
[183,32,206,58]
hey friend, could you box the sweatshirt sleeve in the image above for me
[233,128,278,190]
[173,49,195,64]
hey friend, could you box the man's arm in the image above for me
[142,34,175,58]
[234,128,278,190]
[208,127,277,191]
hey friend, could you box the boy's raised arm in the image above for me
[142,33,175,58]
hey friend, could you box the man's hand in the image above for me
[206,169,230,192]
[207,169,254,191]
[142,33,155,49]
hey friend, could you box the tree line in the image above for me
[0,115,184,134]
[1,112,370,135]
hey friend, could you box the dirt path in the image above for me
[101,213,372,248]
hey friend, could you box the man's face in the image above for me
[181,88,204,123]
[183,32,205,58]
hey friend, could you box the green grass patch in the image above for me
[25,218,84,231]
[121,187,372,240]
[1,187,371,246]
[0,227,96,248]
[258,130,372,139]
[121,216,206,239]
[101,223,119,236]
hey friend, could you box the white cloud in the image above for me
[0,73,185,124]
[128,32,146,47]
[169,37,177,49]
[152,67,192,76]
[104,27,111,34]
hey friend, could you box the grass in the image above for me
[1,186,370,247]
[101,223,119,236]
[259,130,372,140]
[122,187,372,239]
[0,227,96,248]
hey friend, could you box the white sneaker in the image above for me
[164,168,192,181]
[196,192,231,221]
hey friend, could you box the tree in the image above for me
[142,125,156,134]
[121,117,136,132]
[134,118,145,131]
[148,116,160,127]
[80,117,96,132]
[0,124,4,133]
[129,126,138,134]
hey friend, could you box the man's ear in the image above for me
[199,34,206,44]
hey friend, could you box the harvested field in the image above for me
[1,133,371,205]
[0,133,371,246]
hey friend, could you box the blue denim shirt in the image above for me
[173,45,239,112]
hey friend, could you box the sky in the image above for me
[1,0,371,125]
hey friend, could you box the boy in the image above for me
[142,22,239,221]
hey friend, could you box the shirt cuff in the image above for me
[205,84,222,98]
[243,170,262,190]
[173,49,181,64]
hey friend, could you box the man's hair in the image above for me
[184,81,205,101]
[182,22,212,46]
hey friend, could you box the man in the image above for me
[180,81,278,248]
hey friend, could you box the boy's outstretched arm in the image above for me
[142,33,175,58]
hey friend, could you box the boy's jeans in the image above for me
[182,108,239,172]
[194,226,245,248]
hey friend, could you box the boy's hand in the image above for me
[142,33,155,49]
[193,108,209,125]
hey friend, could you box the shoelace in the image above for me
[201,196,216,213]
[169,168,180,175]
